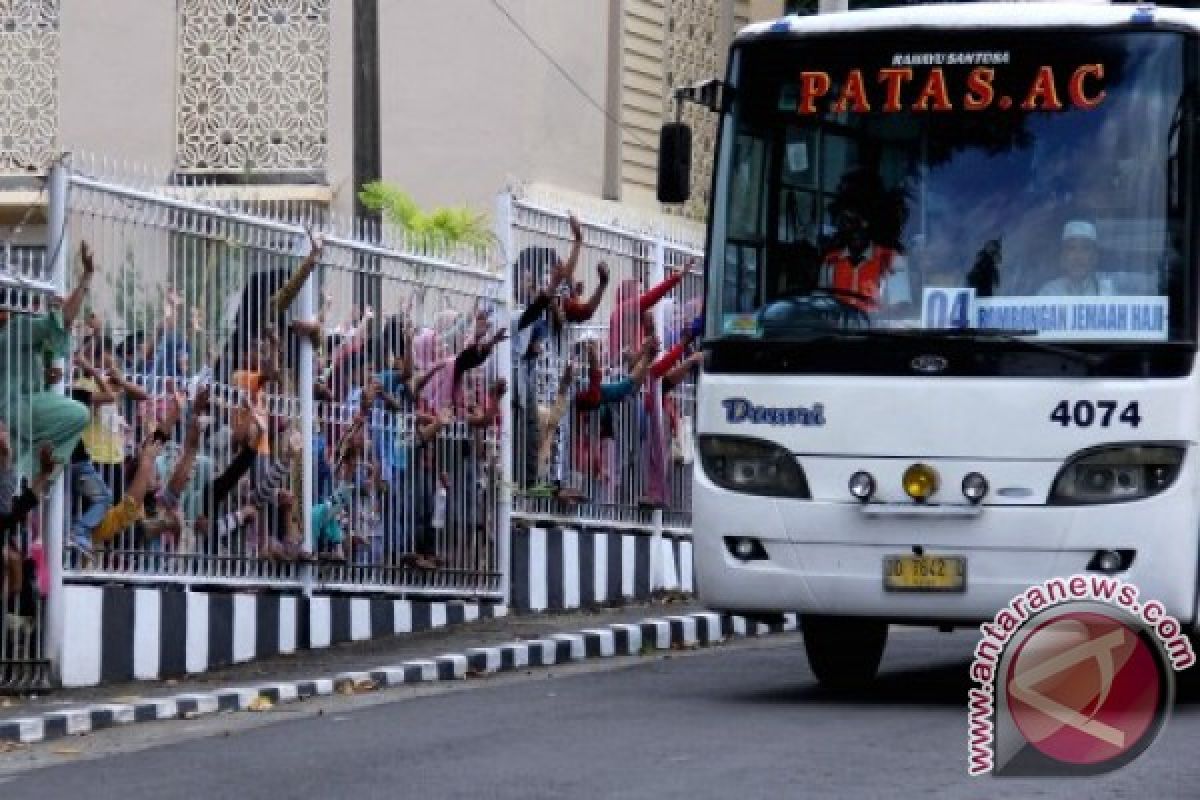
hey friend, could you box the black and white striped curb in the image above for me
[0,612,798,745]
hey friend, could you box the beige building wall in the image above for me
[377,0,613,217]
[619,0,784,219]
[3,0,787,228]
[58,0,177,171]
[327,0,355,218]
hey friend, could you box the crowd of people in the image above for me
[0,213,703,634]
[512,215,702,510]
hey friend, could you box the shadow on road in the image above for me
[722,652,1200,709]
[727,659,975,708]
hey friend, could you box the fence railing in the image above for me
[0,162,705,687]
[506,195,703,534]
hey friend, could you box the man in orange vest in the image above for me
[817,206,913,315]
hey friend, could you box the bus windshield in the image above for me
[710,30,1195,347]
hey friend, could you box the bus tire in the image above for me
[800,614,888,690]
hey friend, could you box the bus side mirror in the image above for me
[657,123,692,204]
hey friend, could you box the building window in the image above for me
[176,0,329,177]
[0,0,59,174]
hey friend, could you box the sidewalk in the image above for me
[0,601,798,744]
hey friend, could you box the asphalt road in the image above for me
[2,629,1199,800]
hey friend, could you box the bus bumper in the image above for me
[692,481,1200,628]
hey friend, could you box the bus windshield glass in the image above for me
[711,30,1194,345]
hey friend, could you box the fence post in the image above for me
[494,190,515,607]
[296,227,317,597]
[43,160,69,682]
[649,233,666,594]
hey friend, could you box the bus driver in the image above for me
[816,183,913,315]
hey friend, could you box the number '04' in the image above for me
[1050,400,1141,428]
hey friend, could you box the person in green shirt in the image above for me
[0,243,94,478]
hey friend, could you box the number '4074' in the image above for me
[1050,400,1142,428]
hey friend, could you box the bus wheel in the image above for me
[800,614,888,691]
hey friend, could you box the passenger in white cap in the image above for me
[1038,220,1115,297]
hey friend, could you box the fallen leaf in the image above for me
[0,742,27,753]
[51,747,82,756]
[247,696,274,712]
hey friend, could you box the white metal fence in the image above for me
[504,195,703,535]
[0,162,705,688]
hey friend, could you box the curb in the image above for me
[0,612,798,746]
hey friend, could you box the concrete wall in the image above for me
[57,525,695,687]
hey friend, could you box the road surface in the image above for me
[1,629,1197,799]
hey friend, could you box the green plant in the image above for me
[358,182,494,250]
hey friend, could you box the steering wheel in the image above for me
[808,286,874,307]
[758,288,872,333]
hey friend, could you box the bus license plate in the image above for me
[883,555,966,592]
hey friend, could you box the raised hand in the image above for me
[569,213,582,242]
[80,241,95,278]
[36,442,57,479]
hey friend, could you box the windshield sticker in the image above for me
[723,397,825,427]
[722,313,761,336]
[920,290,1168,340]
[922,287,977,330]
[973,296,1167,341]
[795,62,1106,115]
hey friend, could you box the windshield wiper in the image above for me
[772,326,1103,366]
[871,327,1104,366]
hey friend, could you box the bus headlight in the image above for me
[1049,445,1184,505]
[697,435,810,498]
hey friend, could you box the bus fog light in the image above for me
[725,536,768,562]
[902,463,939,503]
[1087,549,1134,574]
[848,471,875,502]
[961,472,989,503]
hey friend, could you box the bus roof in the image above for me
[736,3,1200,41]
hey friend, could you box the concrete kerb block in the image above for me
[465,647,503,674]
[368,667,407,687]
[174,693,220,718]
[498,642,531,670]
[639,619,672,651]
[0,610,801,747]
[666,615,699,647]
[0,717,44,744]
[402,660,438,683]
[609,623,644,655]
[215,688,262,712]
[43,709,92,737]
[691,612,725,645]
[256,683,301,704]
[580,629,617,658]
[521,639,555,667]
[89,704,136,730]
[133,698,179,722]
[436,654,468,680]
[551,634,586,662]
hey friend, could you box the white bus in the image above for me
[659,2,1200,688]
